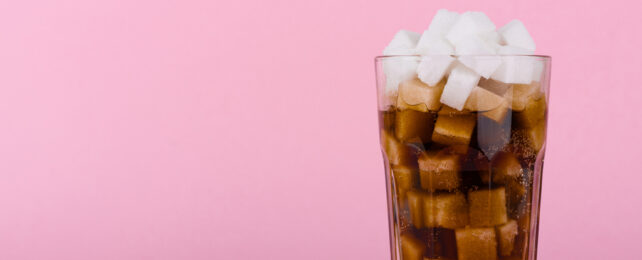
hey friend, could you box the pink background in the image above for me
[0,0,640,259]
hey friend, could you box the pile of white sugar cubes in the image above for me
[382,9,543,111]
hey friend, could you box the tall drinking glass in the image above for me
[376,55,551,260]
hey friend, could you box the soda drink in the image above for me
[376,56,550,260]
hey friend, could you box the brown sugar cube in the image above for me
[395,109,435,143]
[505,168,530,207]
[464,87,504,112]
[496,220,519,256]
[418,151,460,191]
[424,193,469,229]
[509,83,542,112]
[479,77,512,96]
[526,120,546,152]
[380,109,396,132]
[414,229,442,258]
[513,214,530,257]
[437,105,473,116]
[381,130,416,166]
[392,165,419,200]
[407,190,427,228]
[401,232,427,260]
[455,227,498,260]
[506,178,527,200]
[514,97,546,129]
[468,187,508,227]
[398,78,445,112]
[432,107,476,146]
[481,98,510,123]
[480,152,523,184]
[508,130,537,162]
[397,202,414,233]
[481,85,512,123]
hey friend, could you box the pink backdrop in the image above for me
[0,0,640,259]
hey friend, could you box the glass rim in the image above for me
[375,54,551,60]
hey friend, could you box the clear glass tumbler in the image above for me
[376,55,551,260]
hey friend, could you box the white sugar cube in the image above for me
[454,36,499,55]
[481,31,501,44]
[498,20,536,51]
[446,12,496,46]
[383,58,420,95]
[497,45,534,55]
[440,64,481,110]
[417,55,455,86]
[458,56,502,78]
[383,30,421,55]
[532,60,544,82]
[491,57,534,84]
[428,9,460,35]
[415,30,455,55]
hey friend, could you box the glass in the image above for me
[376,55,551,260]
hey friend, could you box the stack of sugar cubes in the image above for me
[382,9,543,111]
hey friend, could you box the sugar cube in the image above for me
[496,220,518,256]
[508,130,537,162]
[498,20,536,51]
[458,55,502,78]
[383,58,420,96]
[381,109,395,132]
[407,190,427,228]
[401,232,427,260]
[509,82,541,111]
[381,130,416,166]
[512,213,530,257]
[526,120,546,152]
[469,187,508,227]
[454,36,499,55]
[446,12,496,46]
[383,30,421,55]
[418,151,460,191]
[417,55,455,86]
[455,227,498,260]
[438,105,473,116]
[440,64,481,110]
[464,87,505,112]
[415,30,455,55]
[490,57,534,84]
[424,193,469,229]
[392,165,419,200]
[514,96,546,128]
[479,77,512,95]
[506,177,527,203]
[481,151,523,184]
[481,31,501,44]
[395,109,435,143]
[398,78,445,112]
[432,107,477,146]
[428,9,460,35]
[481,97,510,123]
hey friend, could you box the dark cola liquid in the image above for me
[379,92,546,260]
